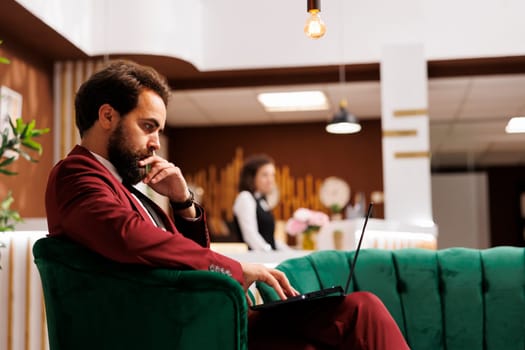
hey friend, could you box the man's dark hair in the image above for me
[74,59,171,137]
[238,154,275,193]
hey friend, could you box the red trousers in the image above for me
[248,291,410,350]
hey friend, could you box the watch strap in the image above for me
[171,189,194,210]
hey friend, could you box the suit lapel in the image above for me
[126,185,174,231]
[123,185,176,233]
[124,187,157,224]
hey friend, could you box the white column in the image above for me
[380,44,435,228]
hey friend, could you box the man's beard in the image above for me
[108,122,151,185]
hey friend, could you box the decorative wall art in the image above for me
[0,85,22,133]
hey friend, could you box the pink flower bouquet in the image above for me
[285,208,330,236]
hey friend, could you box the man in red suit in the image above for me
[45,60,409,349]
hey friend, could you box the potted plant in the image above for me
[1,118,49,230]
[0,40,49,267]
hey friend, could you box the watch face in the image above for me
[319,176,350,209]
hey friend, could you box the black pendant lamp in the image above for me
[326,98,361,134]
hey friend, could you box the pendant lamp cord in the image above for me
[339,0,346,99]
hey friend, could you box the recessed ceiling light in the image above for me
[257,91,329,112]
[505,116,525,133]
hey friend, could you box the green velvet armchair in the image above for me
[33,237,248,350]
[257,247,525,350]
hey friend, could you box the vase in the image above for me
[331,213,343,221]
[333,230,343,250]
[302,228,319,250]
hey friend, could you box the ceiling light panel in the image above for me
[505,116,525,133]
[257,91,329,112]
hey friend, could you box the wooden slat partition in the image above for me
[0,231,49,350]
[186,147,329,237]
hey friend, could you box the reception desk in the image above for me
[317,218,437,251]
[210,218,437,270]
[211,218,437,267]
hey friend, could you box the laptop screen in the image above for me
[344,202,373,293]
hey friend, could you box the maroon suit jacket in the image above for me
[45,145,243,284]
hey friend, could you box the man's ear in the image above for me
[98,104,115,130]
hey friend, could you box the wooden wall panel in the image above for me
[0,40,54,218]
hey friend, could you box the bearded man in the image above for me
[45,59,409,350]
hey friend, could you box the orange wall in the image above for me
[0,40,54,218]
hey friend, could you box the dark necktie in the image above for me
[124,183,166,229]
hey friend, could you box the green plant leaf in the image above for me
[0,191,23,232]
[0,168,17,175]
[0,156,16,167]
[1,128,9,143]
[1,192,14,210]
[9,210,22,222]
[0,40,9,65]
[20,120,30,138]
[330,204,342,213]
[16,148,33,162]
[21,139,42,152]
[0,118,48,169]
[20,119,35,139]
[15,118,24,134]
[30,128,50,137]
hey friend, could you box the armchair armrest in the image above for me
[33,237,248,350]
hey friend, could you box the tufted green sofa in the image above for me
[257,247,525,350]
[33,237,248,350]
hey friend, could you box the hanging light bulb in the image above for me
[304,0,326,39]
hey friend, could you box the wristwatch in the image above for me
[171,189,194,210]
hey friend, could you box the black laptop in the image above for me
[251,203,373,311]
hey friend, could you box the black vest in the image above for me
[234,194,276,250]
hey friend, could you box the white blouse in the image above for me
[232,191,290,251]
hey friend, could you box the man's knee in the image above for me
[347,291,382,304]
[345,291,389,316]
